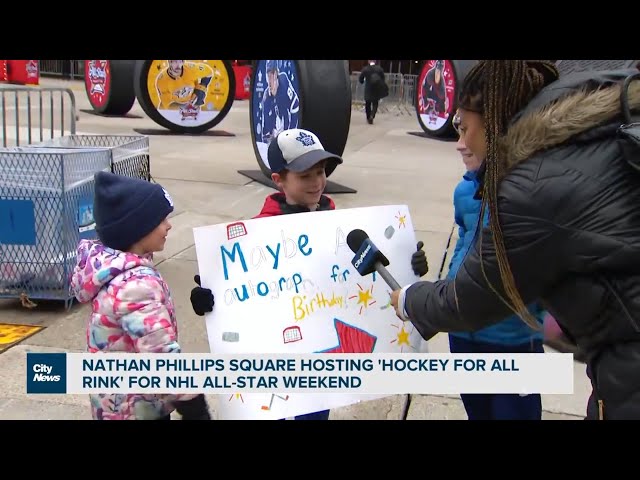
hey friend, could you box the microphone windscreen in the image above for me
[347,229,370,253]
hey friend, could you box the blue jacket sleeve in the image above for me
[402,175,566,342]
[447,184,467,277]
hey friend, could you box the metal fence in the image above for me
[38,60,84,80]
[0,80,152,309]
[351,72,418,116]
[1,85,77,147]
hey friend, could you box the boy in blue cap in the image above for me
[190,128,429,419]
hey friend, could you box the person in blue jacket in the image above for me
[446,110,546,420]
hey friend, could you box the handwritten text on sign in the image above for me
[193,205,424,419]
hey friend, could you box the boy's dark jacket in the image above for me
[253,192,335,218]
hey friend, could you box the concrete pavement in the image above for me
[0,77,590,420]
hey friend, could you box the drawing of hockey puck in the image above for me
[134,60,235,134]
[415,60,477,138]
[222,332,239,342]
[384,225,395,239]
[250,60,351,178]
[84,60,136,116]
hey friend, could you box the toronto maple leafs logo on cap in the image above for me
[267,128,343,177]
[296,131,316,147]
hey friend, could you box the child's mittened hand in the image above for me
[411,241,429,277]
[175,394,212,420]
[190,275,215,316]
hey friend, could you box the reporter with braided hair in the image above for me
[391,60,640,420]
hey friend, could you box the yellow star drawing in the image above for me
[357,288,373,307]
[396,326,410,346]
[390,322,416,352]
[395,211,407,228]
[348,283,376,315]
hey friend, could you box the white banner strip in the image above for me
[58,353,575,395]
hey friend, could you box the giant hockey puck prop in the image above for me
[84,60,136,116]
[134,60,235,134]
[240,59,355,194]
[415,60,477,138]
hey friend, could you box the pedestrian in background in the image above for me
[358,60,389,124]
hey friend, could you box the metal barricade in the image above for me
[350,72,417,116]
[350,72,365,106]
[0,84,152,309]
[402,74,418,110]
[0,147,112,308]
[382,73,404,114]
[0,85,77,148]
[38,60,84,80]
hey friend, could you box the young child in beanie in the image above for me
[71,171,210,420]
[189,128,429,420]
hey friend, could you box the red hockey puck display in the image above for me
[415,60,477,138]
[84,60,136,116]
[85,60,110,109]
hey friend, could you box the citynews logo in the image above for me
[32,364,61,382]
[26,352,67,394]
[354,244,371,269]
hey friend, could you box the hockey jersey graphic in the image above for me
[155,61,213,110]
[258,71,299,143]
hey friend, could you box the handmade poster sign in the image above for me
[193,205,426,419]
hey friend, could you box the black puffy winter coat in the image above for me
[404,69,640,420]
[358,64,388,102]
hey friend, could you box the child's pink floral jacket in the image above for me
[71,239,198,420]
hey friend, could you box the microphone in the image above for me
[347,228,401,291]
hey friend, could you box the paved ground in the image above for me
[0,77,591,420]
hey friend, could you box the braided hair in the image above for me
[458,60,559,330]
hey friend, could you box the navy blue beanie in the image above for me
[93,172,174,251]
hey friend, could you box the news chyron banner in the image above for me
[192,205,423,419]
[26,351,574,398]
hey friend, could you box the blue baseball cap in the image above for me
[268,128,343,177]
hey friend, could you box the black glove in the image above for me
[190,275,214,316]
[174,394,211,420]
[411,241,428,277]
